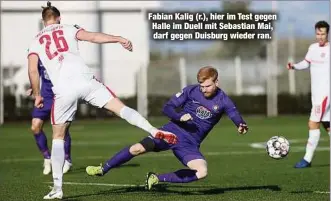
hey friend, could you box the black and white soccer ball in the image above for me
[266,136,290,159]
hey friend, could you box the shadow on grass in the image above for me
[311,164,329,168]
[62,184,281,200]
[69,163,141,174]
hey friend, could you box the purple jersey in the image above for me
[38,60,54,99]
[162,84,246,144]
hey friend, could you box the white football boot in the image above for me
[43,159,52,175]
[62,160,72,174]
[43,186,63,200]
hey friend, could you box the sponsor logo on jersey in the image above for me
[196,106,212,119]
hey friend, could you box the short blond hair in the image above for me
[197,66,218,83]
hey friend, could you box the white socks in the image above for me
[119,106,158,136]
[303,129,320,163]
[51,139,65,189]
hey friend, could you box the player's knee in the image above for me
[103,98,125,117]
[31,119,43,134]
[308,121,320,130]
[187,159,208,179]
[52,123,70,140]
[129,143,146,156]
[52,131,65,140]
[196,166,208,179]
[31,125,40,134]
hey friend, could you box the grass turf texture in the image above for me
[0,116,329,201]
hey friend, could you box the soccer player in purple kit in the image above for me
[27,60,72,175]
[86,66,248,189]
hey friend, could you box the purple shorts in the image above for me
[31,98,53,121]
[147,123,205,166]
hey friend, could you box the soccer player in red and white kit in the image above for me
[27,2,178,199]
[287,20,330,168]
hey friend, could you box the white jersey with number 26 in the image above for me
[27,24,93,89]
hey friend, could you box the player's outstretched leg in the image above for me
[294,120,320,168]
[86,141,149,176]
[145,159,207,190]
[103,98,178,144]
[63,131,72,174]
[31,118,52,175]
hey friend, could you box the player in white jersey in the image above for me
[287,21,330,168]
[27,2,178,199]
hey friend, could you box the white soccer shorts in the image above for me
[309,96,330,122]
[50,78,116,125]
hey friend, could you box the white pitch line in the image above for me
[314,191,330,194]
[250,138,330,149]
[72,141,121,146]
[42,182,331,194]
[1,151,259,163]
[1,149,329,163]
[44,181,144,187]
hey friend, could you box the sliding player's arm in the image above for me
[28,53,43,108]
[223,95,248,135]
[76,28,132,51]
[163,88,191,122]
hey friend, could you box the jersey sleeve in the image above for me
[66,24,85,41]
[73,24,85,41]
[304,45,313,63]
[223,94,246,127]
[162,86,191,121]
[27,42,39,58]
[169,87,190,107]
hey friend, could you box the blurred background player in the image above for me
[27,60,72,175]
[27,2,178,199]
[86,66,249,190]
[287,20,330,168]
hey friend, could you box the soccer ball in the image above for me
[266,136,290,159]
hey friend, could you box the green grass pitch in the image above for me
[0,116,329,201]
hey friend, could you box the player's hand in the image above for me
[287,62,294,70]
[238,123,248,135]
[34,95,44,108]
[26,88,33,97]
[119,37,133,52]
[180,113,193,122]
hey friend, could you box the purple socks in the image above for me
[102,147,134,174]
[64,131,72,162]
[34,130,72,161]
[157,169,198,183]
[34,131,51,159]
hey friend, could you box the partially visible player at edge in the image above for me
[27,60,73,175]
[287,20,330,168]
[27,2,178,199]
[86,66,249,190]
